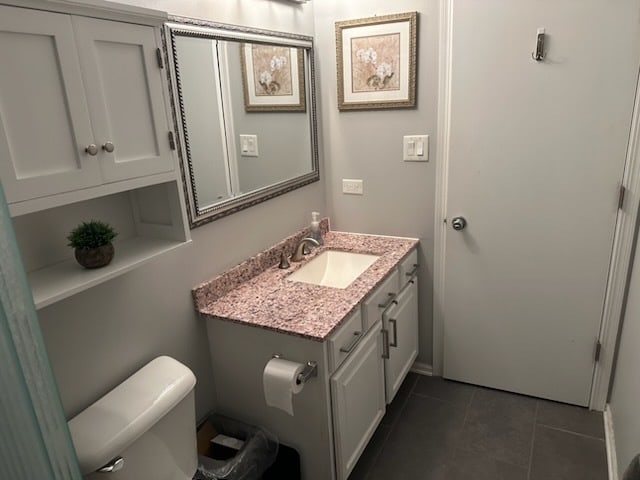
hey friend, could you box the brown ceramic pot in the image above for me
[74,243,115,269]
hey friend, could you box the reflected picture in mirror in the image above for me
[164,18,319,227]
[240,44,306,112]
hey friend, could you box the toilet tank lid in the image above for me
[67,356,196,475]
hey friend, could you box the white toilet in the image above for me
[68,356,198,480]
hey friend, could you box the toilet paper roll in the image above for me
[263,358,305,416]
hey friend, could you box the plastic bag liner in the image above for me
[623,453,640,480]
[194,415,278,480]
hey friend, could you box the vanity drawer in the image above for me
[362,269,399,331]
[398,249,418,288]
[328,308,364,373]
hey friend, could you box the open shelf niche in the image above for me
[12,181,191,309]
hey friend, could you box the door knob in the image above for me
[451,216,467,231]
[102,141,115,153]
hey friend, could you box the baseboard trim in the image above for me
[604,404,619,480]
[410,361,433,376]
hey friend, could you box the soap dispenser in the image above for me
[310,211,323,245]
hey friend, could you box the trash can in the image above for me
[194,414,299,480]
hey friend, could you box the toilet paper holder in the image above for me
[273,354,317,385]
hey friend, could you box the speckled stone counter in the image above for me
[193,225,418,341]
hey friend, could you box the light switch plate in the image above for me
[342,179,363,195]
[240,134,259,157]
[403,135,429,162]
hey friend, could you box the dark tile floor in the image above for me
[350,374,607,480]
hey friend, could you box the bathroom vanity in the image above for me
[193,224,419,480]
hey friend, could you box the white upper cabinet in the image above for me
[0,2,190,308]
[72,17,173,182]
[0,4,174,207]
[0,6,102,202]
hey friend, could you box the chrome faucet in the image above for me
[291,237,320,262]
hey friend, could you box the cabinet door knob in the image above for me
[102,141,115,153]
[84,144,98,156]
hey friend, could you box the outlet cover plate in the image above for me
[342,179,363,195]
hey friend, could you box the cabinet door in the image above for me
[72,17,174,183]
[331,322,385,480]
[383,277,419,404]
[0,6,101,203]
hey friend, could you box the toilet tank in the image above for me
[68,356,197,480]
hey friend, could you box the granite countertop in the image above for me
[194,229,418,341]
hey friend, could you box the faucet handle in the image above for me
[279,250,290,269]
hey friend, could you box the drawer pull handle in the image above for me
[389,318,398,347]
[381,329,390,359]
[405,264,419,277]
[378,293,397,309]
[339,331,361,353]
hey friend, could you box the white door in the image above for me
[0,6,101,203]
[172,36,233,206]
[443,0,640,406]
[72,17,174,183]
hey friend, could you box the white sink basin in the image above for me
[287,250,380,289]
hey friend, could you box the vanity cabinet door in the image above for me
[382,277,419,404]
[72,17,174,183]
[331,321,385,480]
[0,6,101,203]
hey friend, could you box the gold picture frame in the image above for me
[335,12,417,111]
[240,43,306,112]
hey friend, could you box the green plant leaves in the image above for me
[66,220,117,249]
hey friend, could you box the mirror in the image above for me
[164,18,319,227]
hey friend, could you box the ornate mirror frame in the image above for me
[163,16,320,228]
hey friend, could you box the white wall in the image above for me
[116,0,315,35]
[313,0,440,365]
[37,0,323,420]
[610,231,640,476]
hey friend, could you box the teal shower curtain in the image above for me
[0,184,81,480]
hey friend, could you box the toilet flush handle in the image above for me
[97,456,124,474]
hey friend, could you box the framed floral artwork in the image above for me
[335,12,417,111]
[240,43,306,112]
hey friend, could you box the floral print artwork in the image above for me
[336,12,416,110]
[251,45,293,97]
[350,33,400,92]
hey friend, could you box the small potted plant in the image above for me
[67,220,118,269]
